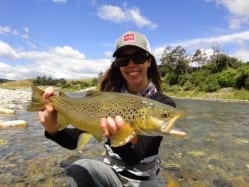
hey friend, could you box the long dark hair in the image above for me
[99,56,162,92]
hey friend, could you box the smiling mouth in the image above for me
[128,71,139,76]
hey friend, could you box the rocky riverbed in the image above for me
[0,88,69,186]
[0,88,248,187]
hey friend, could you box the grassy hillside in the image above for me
[0,79,33,89]
[165,87,249,101]
[0,78,12,83]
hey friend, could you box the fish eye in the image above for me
[161,110,169,118]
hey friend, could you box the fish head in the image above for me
[136,100,185,136]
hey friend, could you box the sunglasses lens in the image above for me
[116,53,148,67]
[116,57,129,67]
[133,54,147,64]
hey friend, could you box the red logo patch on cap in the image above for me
[123,33,135,42]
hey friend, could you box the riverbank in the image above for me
[1,77,249,101]
[165,87,249,103]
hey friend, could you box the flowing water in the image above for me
[0,92,248,187]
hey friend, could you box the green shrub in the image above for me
[198,75,220,92]
[233,66,249,89]
[163,72,178,85]
[218,68,237,87]
[183,81,194,91]
[245,76,249,89]
[187,70,209,87]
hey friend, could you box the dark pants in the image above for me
[66,159,165,187]
[66,159,122,187]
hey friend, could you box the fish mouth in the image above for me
[161,112,185,133]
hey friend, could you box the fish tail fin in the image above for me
[27,86,46,112]
[77,133,93,151]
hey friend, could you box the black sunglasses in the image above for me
[115,53,150,67]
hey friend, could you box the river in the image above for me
[0,90,248,187]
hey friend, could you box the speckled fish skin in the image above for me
[28,86,185,147]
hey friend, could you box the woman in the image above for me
[38,31,176,187]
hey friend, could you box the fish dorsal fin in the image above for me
[142,100,155,109]
[110,121,136,147]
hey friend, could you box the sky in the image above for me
[1,0,249,80]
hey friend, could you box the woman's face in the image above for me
[115,46,151,91]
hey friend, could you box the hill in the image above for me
[0,78,12,83]
[0,79,33,89]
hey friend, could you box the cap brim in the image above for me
[113,45,148,57]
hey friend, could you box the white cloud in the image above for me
[1,29,249,80]
[0,41,111,80]
[97,5,126,23]
[153,30,249,62]
[231,49,249,62]
[208,0,249,29]
[96,5,157,29]
[52,0,67,3]
[52,46,86,59]
[0,26,29,39]
[128,8,157,29]
[0,41,18,59]
[0,26,11,35]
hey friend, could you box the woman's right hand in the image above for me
[38,87,59,134]
[100,116,138,144]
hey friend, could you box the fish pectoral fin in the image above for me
[77,133,93,150]
[110,122,136,147]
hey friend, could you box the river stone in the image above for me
[0,139,8,146]
[0,108,16,114]
[0,120,28,128]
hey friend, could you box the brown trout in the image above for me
[28,86,186,147]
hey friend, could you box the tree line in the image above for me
[33,76,98,90]
[33,45,249,92]
[159,45,249,92]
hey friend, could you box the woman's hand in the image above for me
[38,87,59,134]
[101,116,138,144]
[101,116,123,139]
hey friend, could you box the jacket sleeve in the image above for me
[150,92,176,107]
[45,128,84,149]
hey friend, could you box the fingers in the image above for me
[37,86,58,134]
[42,87,56,112]
[38,111,45,124]
[38,109,58,134]
[115,116,124,129]
[101,116,124,139]
[101,118,109,137]
[42,87,55,103]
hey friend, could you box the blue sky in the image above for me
[1,0,249,80]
